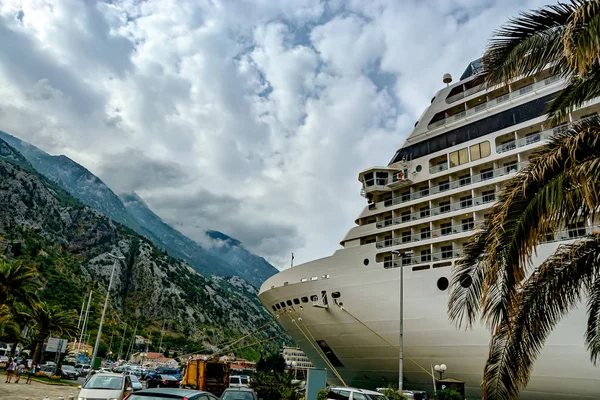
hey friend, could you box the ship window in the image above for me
[364,172,374,187]
[460,195,473,209]
[416,165,422,172]
[272,306,277,311]
[439,201,450,214]
[401,191,410,202]
[441,245,454,259]
[322,274,330,279]
[482,190,495,203]
[504,161,518,174]
[286,300,293,306]
[311,276,318,281]
[421,249,431,262]
[441,222,452,236]
[276,304,281,310]
[280,302,286,308]
[420,206,430,218]
[449,148,469,167]
[363,258,370,266]
[462,218,474,231]
[437,277,449,291]
[310,295,318,302]
[568,222,587,238]
[301,297,309,303]
[413,265,430,271]
[401,231,411,243]
[401,211,411,222]
[301,278,308,282]
[420,227,431,240]
[438,180,450,192]
[331,292,341,299]
[459,174,471,186]
[470,141,491,161]
[293,298,300,305]
[460,275,473,288]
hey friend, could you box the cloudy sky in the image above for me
[0,0,549,269]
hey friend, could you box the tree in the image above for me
[381,386,409,400]
[433,389,462,400]
[0,260,39,308]
[448,3,600,398]
[0,304,19,341]
[482,0,600,124]
[24,301,78,364]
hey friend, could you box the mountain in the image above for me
[0,139,286,358]
[119,192,242,281]
[205,231,279,285]
[120,192,278,287]
[0,131,278,286]
[0,131,139,230]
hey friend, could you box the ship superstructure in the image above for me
[258,60,600,399]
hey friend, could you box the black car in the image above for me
[124,388,218,400]
[146,374,181,388]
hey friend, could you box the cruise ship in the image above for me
[258,59,600,399]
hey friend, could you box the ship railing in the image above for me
[429,162,449,174]
[384,164,525,208]
[376,225,476,249]
[428,75,561,130]
[496,129,554,154]
[377,193,498,231]
[386,249,463,268]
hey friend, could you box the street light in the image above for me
[434,364,447,380]
[88,253,125,378]
[391,250,404,391]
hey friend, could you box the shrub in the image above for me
[34,372,47,377]
[317,388,330,400]
[433,389,462,400]
[382,385,409,400]
[50,375,61,381]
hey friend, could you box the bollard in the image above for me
[43,396,49,400]
[69,394,75,400]
[58,397,64,400]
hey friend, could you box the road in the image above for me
[0,380,80,400]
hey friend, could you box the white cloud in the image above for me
[0,0,550,268]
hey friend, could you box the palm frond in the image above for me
[483,2,575,85]
[483,235,600,400]
[563,0,600,75]
[547,66,600,122]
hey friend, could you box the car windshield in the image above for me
[222,392,255,400]
[230,377,240,384]
[83,375,123,390]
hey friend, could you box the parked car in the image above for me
[0,356,8,369]
[327,386,389,400]
[124,388,219,399]
[60,365,78,379]
[38,365,56,377]
[78,372,134,400]
[75,363,91,376]
[220,388,258,400]
[402,390,430,400]
[228,375,250,388]
[146,373,182,389]
[130,374,143,391]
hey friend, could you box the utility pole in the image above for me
[392,250,404,391]
[126,321,138,361]
[117,326,127,361]
[78,290,93,356]
[89,254,124,377]
[158,320,166,353]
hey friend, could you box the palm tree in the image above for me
[25,301,78,365]
[448,2,600,399]
[0,304,19,341]
[0,260,40,307]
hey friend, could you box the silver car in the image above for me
[78,372,134,400]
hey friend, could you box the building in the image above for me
[134,335,152,346]
[130,351,177,368]
[281,346,313,370]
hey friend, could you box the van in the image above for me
[229,375,250,388]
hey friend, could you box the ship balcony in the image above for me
[383,163,525,208]
[375,223,476,249]
[376,192,497,230]
[384,249,462,268]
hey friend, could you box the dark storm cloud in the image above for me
[98,149,192,191]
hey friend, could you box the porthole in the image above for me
[414,121,419,127]
[363,258,370,266]
[331,292,341,299]
[301,297,309,303]
[276,304,281,310]
[416,165,422,172]
[310,295,318,302]
[293,298,300,305]
[286,300,293,306]
[460,275,473,288]
[272,305,277,312]
[280,302,286,308]
[437,277,449,291]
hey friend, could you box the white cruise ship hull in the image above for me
[259,241,600,399]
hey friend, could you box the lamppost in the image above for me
[292,361,298,380]
[434,364,447,380]
[391,250,404,391]
[88,253,125,378]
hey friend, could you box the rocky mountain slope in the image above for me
[0,131,278,286]
[0,139,285,356]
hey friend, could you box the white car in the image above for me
[77,373,134,400]
[229,375,250,388]
[326,386,389,400]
